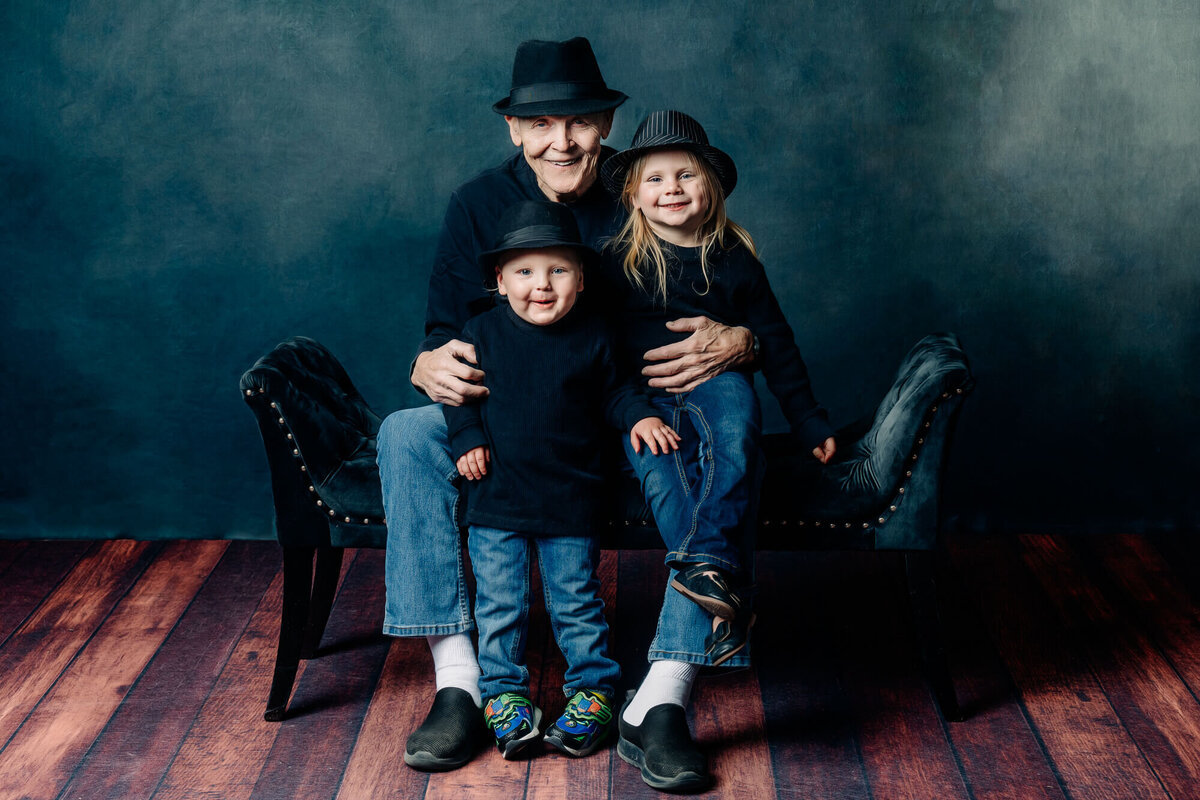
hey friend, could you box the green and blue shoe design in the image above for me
[543,689,615,757]
[483,692,543,759]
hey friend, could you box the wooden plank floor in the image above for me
[3,533,1200,799]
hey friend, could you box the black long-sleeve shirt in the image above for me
[597,241,835,452]
[418,149,622,362]
[443,304,658,537]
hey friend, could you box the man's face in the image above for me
[495,246,585,326]
[506,112,613,203]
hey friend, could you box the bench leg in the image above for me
[904,550,966,722]
[301,546,344,659]
[265,546,315,721]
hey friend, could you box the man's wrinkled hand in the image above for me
[412,340,489,406]
[641,316,754,393]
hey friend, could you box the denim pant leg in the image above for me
[469,525,532,699]
[668,372,765,579]
[378,405,474,637]
[534,536,620,697]
[622,397,737,668]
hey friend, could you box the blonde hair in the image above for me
[607,150,756,305]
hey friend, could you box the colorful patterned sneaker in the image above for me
[483,692,543,760]
[543,689,615,757]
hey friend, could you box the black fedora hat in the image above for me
[601,110,738,198]
[478,200,598,282]
[492,37,628,117]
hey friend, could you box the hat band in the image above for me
[493,225,578,251]
[508,81,609,107]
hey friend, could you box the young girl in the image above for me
[600,110,838,667]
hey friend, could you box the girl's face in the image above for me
[630,150,710,247]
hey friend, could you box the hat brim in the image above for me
[601,141,738,199]
[493,91,628,118]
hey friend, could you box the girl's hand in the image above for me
[456,446,490,480]
[630,417,681,455]
[812,437,836,465]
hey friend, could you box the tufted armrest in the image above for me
[755,332,974,550]
[241,337,386,546]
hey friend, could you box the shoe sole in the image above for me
[617,734,713,793]
[543,726,609,758]
[498,707,543,760]
[670,579,737,619]
[403,749,471,772]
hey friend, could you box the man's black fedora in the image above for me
[492,37,627,117]
[478,200,599,282]
[601,110,738,198]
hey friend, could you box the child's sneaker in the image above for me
[483,692,543,760]
[543,689,615,757]
[670,563,746,620]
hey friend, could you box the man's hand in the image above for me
[630,417,682,456]
[456,446,490,480]
[812,437,837,465]
[641,316,755,393]
[412,340,489,406]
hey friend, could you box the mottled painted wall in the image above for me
[3,1,1197,539]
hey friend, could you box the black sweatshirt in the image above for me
[443,304,658,537]
[418,149,621,362]
[596,240,835,452]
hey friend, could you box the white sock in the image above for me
[427,633,482,706]
[622,660,699,726]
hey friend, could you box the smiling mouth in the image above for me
[659,201,689,211]
[545,158,581,168]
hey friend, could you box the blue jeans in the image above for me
[623,371,765,667]
[377,401,742,667]
[469,525,619,700]
[378,404,474,637]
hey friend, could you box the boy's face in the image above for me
[495,246,585,326]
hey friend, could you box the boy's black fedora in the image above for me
[492,37,627,117]
[479,200,598,281]
[601,110,738,198]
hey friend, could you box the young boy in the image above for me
[443,200,679,759]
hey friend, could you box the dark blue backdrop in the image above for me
[3,1,1197,540]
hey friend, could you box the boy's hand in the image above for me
[630,417,681,456]
[812,437,837,465]
[456,446,490,480]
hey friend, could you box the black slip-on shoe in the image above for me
[617,692,713,793]
[670,564,744,620]
[404,687,482,771]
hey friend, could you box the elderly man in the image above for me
[377,37,752,792]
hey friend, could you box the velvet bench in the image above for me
[240,333,974,723]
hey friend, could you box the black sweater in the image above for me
[418,149,621,361]
[443,305,658,537]
[597,241,835,452]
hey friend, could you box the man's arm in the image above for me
[640,316,755,394]
[412,192,494,406]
